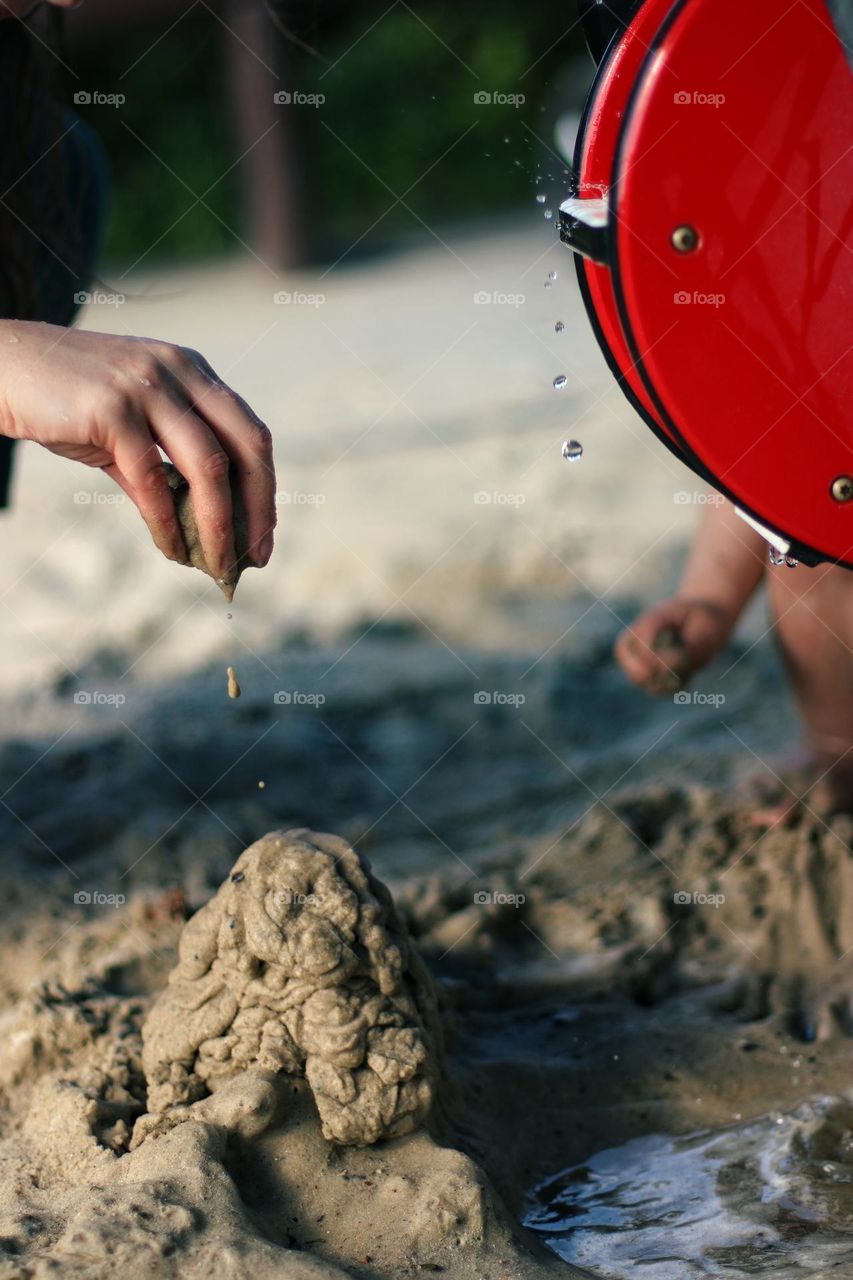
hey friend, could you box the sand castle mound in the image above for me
[134,829,441,1148]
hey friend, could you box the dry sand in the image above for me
[0,223,849,1278]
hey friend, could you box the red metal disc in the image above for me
[575,0,679,447]
[612,0,853,564]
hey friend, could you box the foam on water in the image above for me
[524,1098,853,1279]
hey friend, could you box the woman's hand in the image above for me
[0,320,276,577]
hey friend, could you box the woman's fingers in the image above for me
[148,387,236,581]
[106,423,186,563]
[171,352,276,567]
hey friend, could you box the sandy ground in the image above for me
[0,223,849,1279]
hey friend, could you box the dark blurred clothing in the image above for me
[0,97,107,506]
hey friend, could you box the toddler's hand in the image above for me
[614,598,734,696]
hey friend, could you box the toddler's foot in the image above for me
[747,742,853,828]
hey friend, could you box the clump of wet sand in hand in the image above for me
[226,666,241,699]
[165,462,252,602]
[648,623,692,694]
[133,829,440,1148]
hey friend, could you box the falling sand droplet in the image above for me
[227,666,241,699]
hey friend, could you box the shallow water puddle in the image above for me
[524,1097,853,1278]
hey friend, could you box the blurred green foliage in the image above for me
[72,12,237,264]
[70,1,583,267]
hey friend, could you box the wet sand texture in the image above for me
[165,462,252,602]
[134,829,440,1148]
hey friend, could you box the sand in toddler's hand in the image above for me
[227,666,241,699]
[649,624,692,694]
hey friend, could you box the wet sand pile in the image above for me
[134,828,440,1148]
[0,785,850,1278]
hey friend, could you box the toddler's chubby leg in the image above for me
[768,559,853,814]
[615,498,766,695]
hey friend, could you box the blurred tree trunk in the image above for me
[222,0,307,270]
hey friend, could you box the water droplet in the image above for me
[543,208,553,220]
[785,554,799,568]
[258,780,266,789]
[544,279,554,289]
[548,271,557,281]
[226,612,233,619]
[555,321,565,334]
[562,439,583,462]
[553,374,568,391]
[535,193,547,204]
[503,136,510,144]
[138,377,151,387]
[7,335,19,344]
[769,548,786,566]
